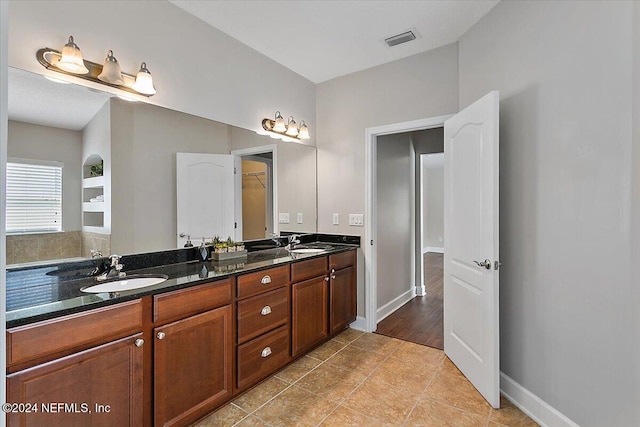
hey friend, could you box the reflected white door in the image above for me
[176,153,235,247]
[443,91,500,408]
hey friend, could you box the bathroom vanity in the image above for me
[5,234,358,427]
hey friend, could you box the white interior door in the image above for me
[176,153,235,247]
[443,90,500,408]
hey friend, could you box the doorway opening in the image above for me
[231,145,278,242]
[363,115,452,335]
[372,128,445,349]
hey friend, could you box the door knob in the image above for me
[473,259,492,270]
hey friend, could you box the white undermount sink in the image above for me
[289,248,325,254]
[81,275,168,293]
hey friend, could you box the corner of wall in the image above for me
[1,0,8,421]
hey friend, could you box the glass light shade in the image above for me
[273,111,286,132]
[132,62,156,95]
[298,121,310,139]
[57,36,89,74]
[98,50,124,85]
[285,116,299,137]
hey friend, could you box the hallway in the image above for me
[375,252,443,349]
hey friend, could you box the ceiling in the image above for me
[170,0,500,83]
[8,68,112,131]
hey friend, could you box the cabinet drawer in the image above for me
[238,287,289,344]
[154,278,231,324]
[237,325,290,390]
[291,257,327,283]
[329,249,356,271]
[7,299,142,368]
[237,265,289,299]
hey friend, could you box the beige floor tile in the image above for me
[341,376,420,424]
[254,385,338,427]
[326,343,388,374]
[390,340,445,367]
[319,405,394,427]
[307,338,348,361]
[490,396,539,426]
[405,398,487,427]
[369,355,437,394]
[233,415,270,427]
[332,328,365,343]
[192,403,248,427]
[350,332,403,355]
[439,356,465,378]
[232,376,290,413]
[295,363,366,402]
[274,355,322,384]
[424,372,492,418]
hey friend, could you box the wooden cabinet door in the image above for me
[7,334,143,427]
[330,266,356,335]
[154,305,232,427]
[291,276,328,357]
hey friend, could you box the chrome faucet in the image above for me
[286,234,301,251]
[96,254,125,281]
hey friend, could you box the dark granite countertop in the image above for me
[6,233,359,328]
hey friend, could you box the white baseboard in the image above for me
[376,288,414,323]
[500,372,579,427]
[349,316,367,331]
[423,246,444,254]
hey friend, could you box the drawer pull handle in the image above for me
[157,332,166,340]
[261,347,272,358]
[261,275,272,284]
[261,305,272,316]
[135,339,144,347]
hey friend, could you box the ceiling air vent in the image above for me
[384,30,417,47]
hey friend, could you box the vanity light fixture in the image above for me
[260,111,311,142]
[36,36,157,97]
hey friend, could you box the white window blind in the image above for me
[6,159,63,233]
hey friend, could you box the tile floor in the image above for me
[193,329,538,427]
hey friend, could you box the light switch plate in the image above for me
[278,213,290,224]
[297,213,303,224]
[349,214,364,226]
[332,213,340,225]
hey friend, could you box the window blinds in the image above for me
[6,160,63,233]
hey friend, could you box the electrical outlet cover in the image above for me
[332,213,340,225]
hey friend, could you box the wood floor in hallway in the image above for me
[375,252,444,349]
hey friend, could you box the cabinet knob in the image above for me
[261,275,272,285]
[157,332,166,340]
[331,275,336,280]
[261,347,272,358]
[261,305,272,316]
[134,338,144,347]
[325,277,329,282]
[331,268,336,274]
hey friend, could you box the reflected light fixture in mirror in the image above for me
[36,35,157,97]
[260,111,310,142]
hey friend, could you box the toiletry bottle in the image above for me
[184,234,194,248]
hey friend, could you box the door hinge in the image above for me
[370,240,374,246]
[234,167,237,174]
[234,222,238,229]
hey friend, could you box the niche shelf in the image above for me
[82,155,107,233]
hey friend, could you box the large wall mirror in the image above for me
[6,67,317,266]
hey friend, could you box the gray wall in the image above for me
[110,100,230,254]
[9,120,82,231]
[459,1,637,425]
[422,160,444,249]
[316,43,459,316]
[376,133,413,311]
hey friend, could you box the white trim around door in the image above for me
[364,114,453,333]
